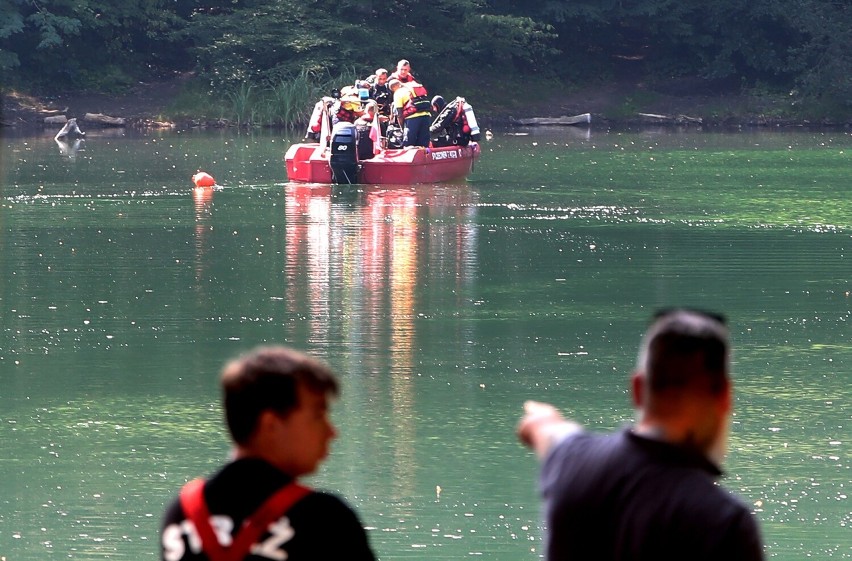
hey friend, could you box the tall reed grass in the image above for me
[223,67,361,128]
[226,82,255,126]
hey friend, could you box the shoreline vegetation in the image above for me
[3,1,851,136]
[3,72,851,135]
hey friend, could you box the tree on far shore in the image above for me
[1,0,849,113]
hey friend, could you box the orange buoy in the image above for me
[192,171,215,187]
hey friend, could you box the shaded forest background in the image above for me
[1,0,850,122]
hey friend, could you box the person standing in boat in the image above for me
[389,59,416,84]
[369,68,393,127]
[389,78,431,148]
[429,95,481,147]
[161,346,377,561]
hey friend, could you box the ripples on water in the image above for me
[1,128,850,560]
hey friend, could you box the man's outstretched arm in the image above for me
[517,401,583,459]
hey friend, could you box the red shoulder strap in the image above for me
[229,482,311,559]
[180,478,312,561]
[180,479,228,561]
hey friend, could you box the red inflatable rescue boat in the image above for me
[285,100,479,185]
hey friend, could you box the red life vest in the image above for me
[402,83,431,118]
[336,105,360,123]
[179,478,311,561]
[452,101,469,132]
[390,72,416,84]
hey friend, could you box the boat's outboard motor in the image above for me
[329,122,359,184]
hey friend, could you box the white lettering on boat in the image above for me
[431,149,459,161]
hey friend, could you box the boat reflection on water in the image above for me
[284,184,334,345]
[283,182,479,498]
[283,183,479,351]
[362,186,420,495]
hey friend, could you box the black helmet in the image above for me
[431,95,445,112]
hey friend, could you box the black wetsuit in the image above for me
[430,99,474,147]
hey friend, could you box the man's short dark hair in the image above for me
[638,309,729,394]
[221,346,339,444]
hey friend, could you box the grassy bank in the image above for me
[166,73,852,129]
[164,69,360,128]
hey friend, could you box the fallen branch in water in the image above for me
[636,113,703,124]
[511,113,591,126]
[83,113,126,126]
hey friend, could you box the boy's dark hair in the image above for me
[639,309,729,394]
[221,346,339,444]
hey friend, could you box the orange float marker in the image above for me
[192,171,215,187]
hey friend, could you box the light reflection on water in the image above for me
[1,398,226,559]
[1,128,851,560]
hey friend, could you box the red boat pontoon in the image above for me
[285,141,480,185]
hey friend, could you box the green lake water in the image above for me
[1,126,850,559]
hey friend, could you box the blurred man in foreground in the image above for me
[518,309,764,560]
[161,346,376,561]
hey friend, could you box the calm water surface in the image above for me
[1,126,850,560]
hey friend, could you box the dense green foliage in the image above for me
[2,0,850,112]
